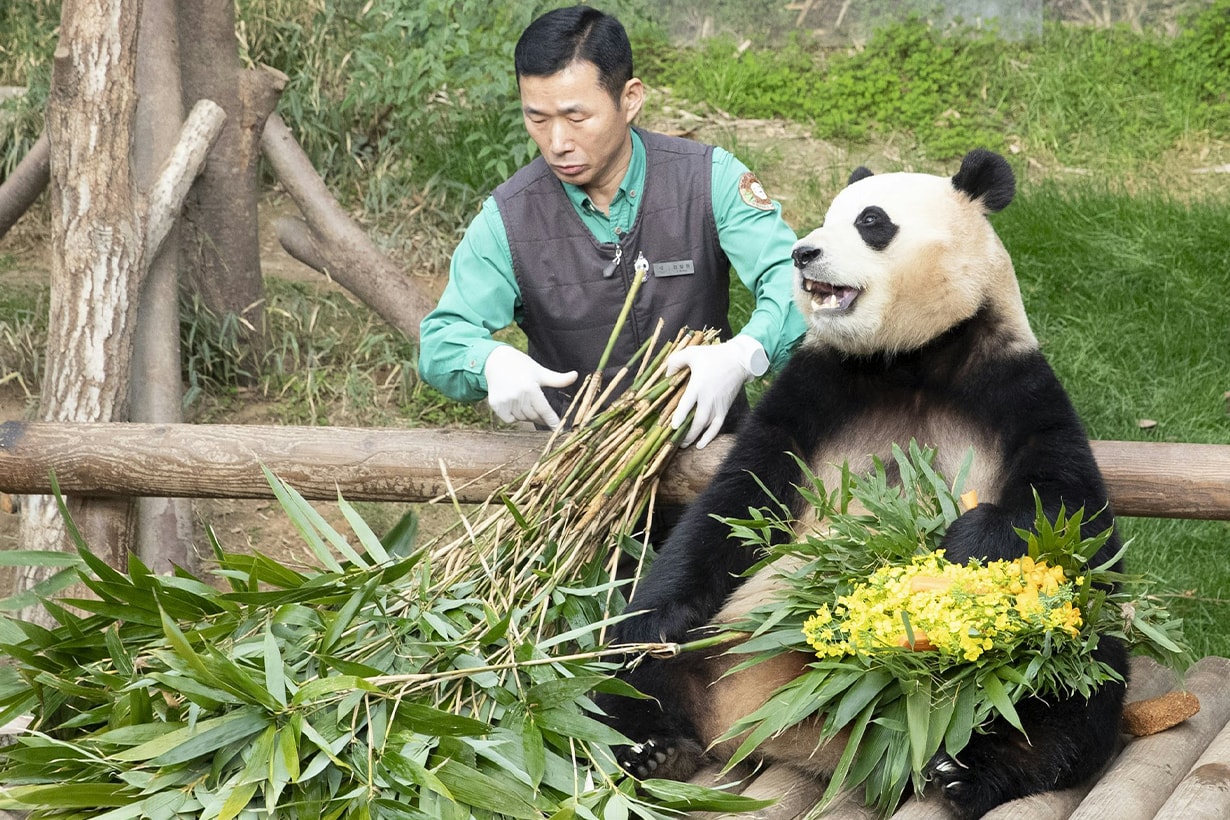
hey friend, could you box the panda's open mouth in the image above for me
[802,278,861,312]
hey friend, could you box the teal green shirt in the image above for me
[419,130,806,401]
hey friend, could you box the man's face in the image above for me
[519,60,643,197]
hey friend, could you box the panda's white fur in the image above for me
[795,169,1035,359]
[599,149,1128,820]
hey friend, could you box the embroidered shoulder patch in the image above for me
[738,172,774,210]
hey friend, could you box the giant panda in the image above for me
[599,148,1129,819]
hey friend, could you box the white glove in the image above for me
[666,334,769,449]
[483,345,577,429]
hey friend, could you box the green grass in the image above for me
[639,4,1230,171]
[182,279,490,429]
[997,180,1230,659]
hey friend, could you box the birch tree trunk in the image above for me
[18,0,145,614]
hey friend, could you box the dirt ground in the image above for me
[1,113,1227,583]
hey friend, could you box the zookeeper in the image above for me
[418,4,806,450]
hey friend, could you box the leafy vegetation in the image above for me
[0,0,53,178]
[0,328,785,818]
[642,3,1230,167]
[718,444,1188,817]
[180,281,488,429]
[0,3,1228,800]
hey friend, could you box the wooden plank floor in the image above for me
[687,655,1230,820]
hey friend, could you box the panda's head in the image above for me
[791,148,1034,357]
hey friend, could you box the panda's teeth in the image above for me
[819,293,840,310]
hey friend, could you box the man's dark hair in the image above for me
[514,6,633,103]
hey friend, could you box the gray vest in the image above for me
[493,129,733,417]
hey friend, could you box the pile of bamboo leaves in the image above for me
[0,305,769,817]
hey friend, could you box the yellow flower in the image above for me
[803,552,1084,662]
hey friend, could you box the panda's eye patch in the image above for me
[854,206,898,251]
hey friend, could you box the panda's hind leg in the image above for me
[598,640,817,782]
[924,646,1128,819]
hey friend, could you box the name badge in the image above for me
[652,260,695,278]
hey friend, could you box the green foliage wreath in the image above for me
[706,442,1191,817]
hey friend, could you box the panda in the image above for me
[599,148,1129,819]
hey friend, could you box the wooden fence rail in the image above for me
[2,421,1230,519]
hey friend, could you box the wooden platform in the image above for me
[686,655,1230,820]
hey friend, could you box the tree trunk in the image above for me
[176,0,284,370]
[19,0,146,619]
[133,0,195,573]
[261,114,436,342]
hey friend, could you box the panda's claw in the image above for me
[925,752,975,803]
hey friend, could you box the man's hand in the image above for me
[666,335,768,449]
[484,345,578,429]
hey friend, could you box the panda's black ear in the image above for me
[847,166,874,186]
[951,149,1015,213]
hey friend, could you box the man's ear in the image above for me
[622,77,644,123]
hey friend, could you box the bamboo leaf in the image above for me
[639,779,775,811]
[818,698,877,810]
[395,703,491,737]
[519,716,546,788]
[264,625,288,708]
[291,674,380,706]
[276,723,302,784]
[111,707,268,765]
[1130,610,1186,652]
[0,566,81,612]
[433,759,541,819]
[147,672,241,710]
[380,509,420,557]
[832,668,893,728]
[979,671,1023,733]
[905,676,932,773]
[536,705,626,745]
[0,783,132,809]
[945,679,978,755]
[526,675,611,710]
[320,576,381,655]
[0,550,83,567]
[262,465,344,572]
[380,749,454,801]
[338,494,392,565]
[157,604,214,684]
[218,778,259,820]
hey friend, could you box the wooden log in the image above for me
[0,131,49,240]
[260,113,437,343]
[1153,718,1230,819]
[1089,441,1230,521]
[1067,656,1230,820]
[1,422,1229,518]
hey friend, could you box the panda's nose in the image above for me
[792,245,822,268]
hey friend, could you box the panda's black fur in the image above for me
[599,149,1129,819]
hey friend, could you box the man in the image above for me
[419,5,805,449]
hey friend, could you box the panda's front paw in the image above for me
[618,738,672,779]
[615,736,704,782]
